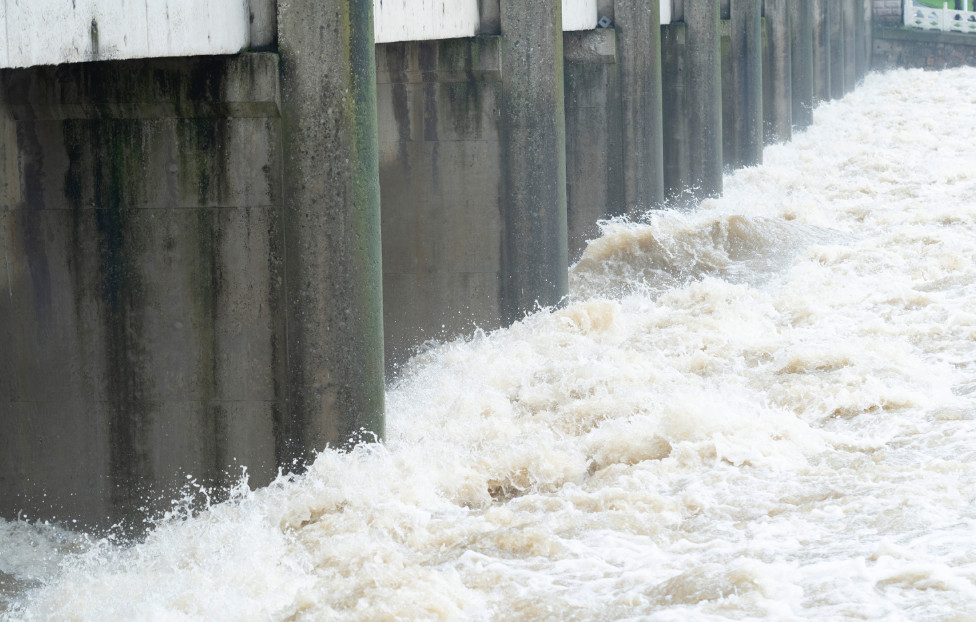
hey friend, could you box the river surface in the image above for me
[3,67,976,620]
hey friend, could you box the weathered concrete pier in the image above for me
[0,0,900,528]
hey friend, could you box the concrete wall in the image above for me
[874,26,976,69]
[376,38,505,371]
[721,1,763,170]
[661,2,723,202]
[811,0,831,104]
[762,0,792,144]
[376,29,623,371]
[874,0,903,26]
[614,0,665,213]
[558,29,626,257]
[0,54,284,529]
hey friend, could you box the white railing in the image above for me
[904,1,976,33]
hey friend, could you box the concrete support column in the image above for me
[564,29,625,258]
[727,0,763,167]
[499,0,569,323]
[763,0,792,144]
[864,0,874,78]
[1,55,286,529]
[613,0,665,213]
[790,0,815,129]
[0,110,15,209]
[842,0,857,92]
[662,0,723,202]
[0,110,15,433]
[854,0,871,83]
[828,0,845,99]
[811,0,831,104]
[278,0,385,458]
[685,0,723,198]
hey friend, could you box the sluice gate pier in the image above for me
[0,1,936,528]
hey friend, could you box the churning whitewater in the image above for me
[4,66,976,620]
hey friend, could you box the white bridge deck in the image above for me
[0,0,673,70]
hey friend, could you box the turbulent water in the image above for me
[4,66,976,620]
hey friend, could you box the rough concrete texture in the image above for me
[723,0,763,169]
[842,0,858,92]
[564,28,625,257]
[763,0,792,144]
[662,1,723,202]
[277,0,385,456]
[0,54,284,529]
[865,1,875,74]
[874,0,903,26]
[790,1,815,129]
[478,0,502,34]
[376,38,505,373]
[811,0,832,104]
[249,0,277,49]
[829,0,847,100]
[613,0,665,213]
[873,26,976,69]
[499,0,569,323]
[376,29,623,372]
[855,0,871,81]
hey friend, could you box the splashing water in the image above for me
[4,67,976,620]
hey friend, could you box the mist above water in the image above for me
[4,66,976,620]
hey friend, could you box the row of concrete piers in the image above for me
[0,1,873,529]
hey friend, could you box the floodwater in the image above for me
[3,66,976,620]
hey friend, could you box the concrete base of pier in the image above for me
[662,1,723,202]
[0,55,285,529]
[722,0,763,169]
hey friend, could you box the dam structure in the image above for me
[0,0,881,529]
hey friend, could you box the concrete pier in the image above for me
[377,24,625,371]
[613,0,665,213]
[499,0,569,323]
[763,0,793,144]
[0,55,286,528]
[564,29,625,256]
[857,0,873,84]
[791,1,815,129]
[0,0,387,528]
[376,38,506,373]
[662,0,723,201]
[723,0,763,168]
[277,0,386,456]
[829,0,846,100]
[841,0,858,92]
[812,0,832,104]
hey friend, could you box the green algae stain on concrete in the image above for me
[439,39,487,141]
[85,119,152,519]
[177,117,230,208]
